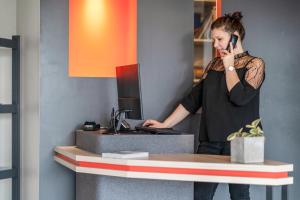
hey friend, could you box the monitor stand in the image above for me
[116,111,131,131]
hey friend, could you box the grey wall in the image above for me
[40,0,193,200]
[40,0,117,200]
[138,0,193,121]
[218,0,300,199]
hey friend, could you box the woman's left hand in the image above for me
[220,43,235,68]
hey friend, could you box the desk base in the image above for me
[77,173,193,200]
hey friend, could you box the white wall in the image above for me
[17,0,40,199]
[0,0,16,199]
[0,0,40,199]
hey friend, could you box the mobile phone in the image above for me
[226,34,238,52]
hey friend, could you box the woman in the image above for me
[143,12,265,200]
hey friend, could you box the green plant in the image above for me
[227,118,264,141]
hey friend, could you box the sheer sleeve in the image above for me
[228,58,265,106]
[245,58,265,89]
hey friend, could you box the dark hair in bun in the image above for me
[229,12,243,21]
[211,11,245,40]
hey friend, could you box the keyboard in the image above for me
[135,126,184,135]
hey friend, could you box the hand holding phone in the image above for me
[226,34,238,52]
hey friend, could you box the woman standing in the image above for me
[143,12,265,200]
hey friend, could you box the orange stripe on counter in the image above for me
[55,153,288,179]
[56,153,79,166]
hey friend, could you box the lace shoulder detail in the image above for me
[210,52,255,71]
[209,57,223,71]
[207,57,219,69]
[245,58,265,89]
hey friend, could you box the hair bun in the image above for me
[232,12,243,21]
[225,11,243,21]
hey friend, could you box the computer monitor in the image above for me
[116,64,143,120]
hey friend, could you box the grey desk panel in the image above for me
[76,174,193,200]
[75,131,194,200]
[76,131,194,154]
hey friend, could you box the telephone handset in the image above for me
[226,34,238,52]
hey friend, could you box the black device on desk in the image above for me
[135,126,184,135]
[82,121,101,131]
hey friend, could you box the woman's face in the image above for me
[211,27,231,55]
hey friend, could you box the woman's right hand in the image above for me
[142,119,167,128]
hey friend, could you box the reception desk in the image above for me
[54,131,293,200]
[55,144,293,200]
[55,146,293,200]
[55,146,293,186]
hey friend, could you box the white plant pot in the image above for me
[230,136,265,163]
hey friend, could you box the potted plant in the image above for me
[227,119,265,163]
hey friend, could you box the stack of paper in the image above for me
[102,151,149,159]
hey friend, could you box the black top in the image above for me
[181,51,265,142]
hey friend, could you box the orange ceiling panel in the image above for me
[69,0,137,77]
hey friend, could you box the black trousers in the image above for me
[194,141,250,200]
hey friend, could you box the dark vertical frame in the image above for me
[0,35,20,200]
[266,186,273,200]
[266,186,289,200]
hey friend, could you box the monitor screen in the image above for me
[116,64,143,120]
